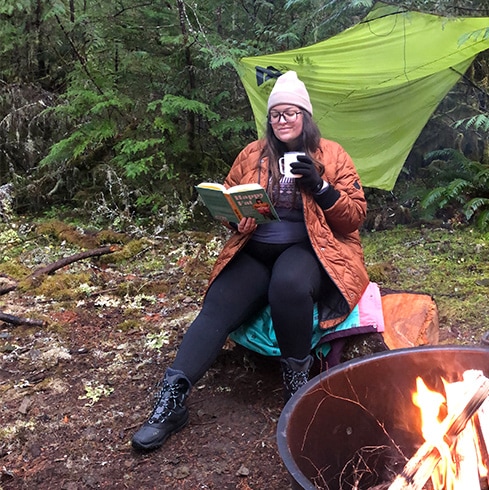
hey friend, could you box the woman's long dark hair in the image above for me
[260,110,324,195]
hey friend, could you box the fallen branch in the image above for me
[0,245,119,296]
[0,283,17,295]
[0,245,119,327]
[29,245,119,279]
[0,312,46,327]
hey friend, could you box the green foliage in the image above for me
[113,138,173,179]
[350,0,374,7]
[2,0,489,230]
[0,0,386,220]
[454,114,489,132]
[465,197,489,220]
[79,381,114,406]
[145,331,170,350]
[476,208,489,230]
[420,104,489,230]
[18,0,264,221]
[362,225,489,344]
[149,95,219,121]
[421,150,489,229]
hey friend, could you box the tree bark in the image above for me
[0,312,46,327]
[176,0,196,151]
[29,245,118,279]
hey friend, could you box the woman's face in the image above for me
[268,104,304,149]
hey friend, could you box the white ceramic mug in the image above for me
[279,152,305,178]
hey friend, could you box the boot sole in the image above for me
[131,411,189,452]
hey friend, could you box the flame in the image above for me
[412,377,455,489]
[412,375,489,490]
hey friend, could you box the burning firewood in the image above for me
[388,370,489,490]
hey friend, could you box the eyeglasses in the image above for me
[268,110,302,124]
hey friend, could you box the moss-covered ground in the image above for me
[362,225,489,346]
[0,213,488,489]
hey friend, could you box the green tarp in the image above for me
[238,3,489,190]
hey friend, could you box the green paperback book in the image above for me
[196,183,280,224]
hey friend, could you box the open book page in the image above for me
[195,184,241,222]
[196,183,280,224]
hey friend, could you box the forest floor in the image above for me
[0,205,488,489]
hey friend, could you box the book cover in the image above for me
[196,183,280,224]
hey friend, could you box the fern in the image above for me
[446,178,472,203]
[421,187,448,208]
[454,114,489,133]
[475,208,489,231]
[421,151,489,229]
[424,148,471,166]
[463,197,489,221]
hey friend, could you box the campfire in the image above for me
[277,346,489,490]
[386,369,489,490]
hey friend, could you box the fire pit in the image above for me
[277,345,489,490]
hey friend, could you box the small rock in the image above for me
[475,278,489,287]
[173,465,190,479]
[82,427,98,441]
[30,443,41,458]
[18,396,32,415]
[236,464,250,477]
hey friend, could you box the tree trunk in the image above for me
[176,0,196,151]
[34,0,47,80]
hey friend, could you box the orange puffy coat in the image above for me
[207,138,370,330]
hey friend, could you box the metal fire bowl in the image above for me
[277,345,489,490]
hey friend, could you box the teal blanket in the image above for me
[229,304,361,358]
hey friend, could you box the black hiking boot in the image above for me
[131,368,191,452]
[281,355,313,404]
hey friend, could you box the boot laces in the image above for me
[148,380,181,424]
[283,369,309,396]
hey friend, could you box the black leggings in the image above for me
[171,240,326,385]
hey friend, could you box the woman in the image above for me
[132,71,369,452]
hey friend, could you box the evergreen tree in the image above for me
[0,0,487,229]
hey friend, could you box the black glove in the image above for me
[291,155,323,193]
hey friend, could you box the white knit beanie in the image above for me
[267,71,313,115]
